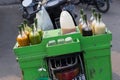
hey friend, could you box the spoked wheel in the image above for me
[94,0,110,13]
[70,0,81,5]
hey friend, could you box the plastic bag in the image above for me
[36,6,54,30]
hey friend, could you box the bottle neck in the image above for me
[23,20,27,27]
[84,15,88,26]
[97,13,102,24]
[83,15,88,27]
[31,25,35,34]
[90,14,94,21]
[18,26,22,37]
[34,18,38,31]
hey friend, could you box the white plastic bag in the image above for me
[36,6,54,30]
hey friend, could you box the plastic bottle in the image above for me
[82,14,93,36]
[79,14,85,33]
[79,9,84,24]
[17,25,30,47]
[34,18,43,37]
[23,20,32,33]
[21,23,29,37]
[78,9,84,33]
[29,25,41,45]
[89,8,96,24]
[94,13,106,35]
[91,12,97,34]
[60,11,76,34]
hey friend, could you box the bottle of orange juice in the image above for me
[17,25,30,47]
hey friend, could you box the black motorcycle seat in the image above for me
[45,0,67,9]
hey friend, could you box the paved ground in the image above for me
[0,0,120,80]
[0,0,20,5]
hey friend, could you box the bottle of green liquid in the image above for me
[29,24,41,45]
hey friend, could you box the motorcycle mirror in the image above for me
[22,0,32,7]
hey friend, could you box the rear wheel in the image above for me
[94,0,110,13]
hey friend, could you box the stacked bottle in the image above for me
[17,19,43,47]
[78,8,107,36]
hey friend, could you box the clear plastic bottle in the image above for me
[79,9,84,24]
[60,11,76,34]
[94,13,106,35]
[89,8,96,24]
[79,14,85,33]
[34,18,43,38]
[91,12,97,34]
[29,25,41,45]
[82,14,93,36]
[23,20,32,33]
[17,25,30,47]
[78,9,84,33]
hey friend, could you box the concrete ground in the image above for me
[0,0,20,5]
[0,0,120,80]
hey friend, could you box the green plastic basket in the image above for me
[80,31,112,51]
[13,27,112,80]
[84,48,112,80]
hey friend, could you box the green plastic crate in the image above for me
[84,48,112,80]
[80,31,112,51]
[22,67,49,80]
[17,54,47,69]
[13,27,112,80]
[80,31,112,80]
[13,28,81,80]
[17,54,49,80]
[13,28,81,58]
[13,43,46,58]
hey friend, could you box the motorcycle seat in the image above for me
[45,0,67,9]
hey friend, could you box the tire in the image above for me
[94,0,110,13]
[71,0,81,5]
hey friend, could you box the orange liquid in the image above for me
[78,23,83,33]
[17,34,30,47]
[61,28,76,34]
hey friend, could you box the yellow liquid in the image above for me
[79,24,83,33]
[91,20,96,34]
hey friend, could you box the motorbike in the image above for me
[20,0,77,30]
[71,0,110,13]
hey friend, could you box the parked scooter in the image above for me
[20,0,77,30]
[71,0,110,13]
